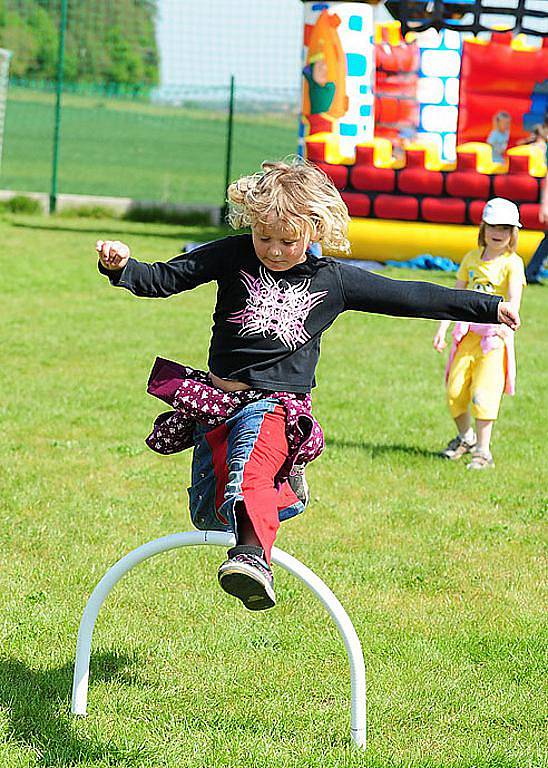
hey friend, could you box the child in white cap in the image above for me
[433,198,525,469]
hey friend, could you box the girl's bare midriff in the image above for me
[209,372,250,392]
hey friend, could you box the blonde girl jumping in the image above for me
[97,162,519,609]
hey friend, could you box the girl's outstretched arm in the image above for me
[95,237,231,298]
[340,264,502,325]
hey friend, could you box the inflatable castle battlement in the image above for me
[306,133,546,230]
[300,5,548,243]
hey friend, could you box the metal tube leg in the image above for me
[72,531,234,715]
[271,547,366,749]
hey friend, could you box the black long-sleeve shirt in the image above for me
[100,234,502,393]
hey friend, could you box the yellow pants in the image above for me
[446,332,506,421]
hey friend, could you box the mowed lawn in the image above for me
[1,214,546,768]
[2,90,297,205]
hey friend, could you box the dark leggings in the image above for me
[526,232,548,283]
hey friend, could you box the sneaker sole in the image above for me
[218,564,276,611]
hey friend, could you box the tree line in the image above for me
[0,0,158,88]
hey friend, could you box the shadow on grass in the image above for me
[0,651,137,765]
[325,437,440,459]
[11,220,229,242]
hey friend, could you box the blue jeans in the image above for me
[188,400,304,546]
[526,232,548,283]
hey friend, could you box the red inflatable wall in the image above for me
[458,33,548,148]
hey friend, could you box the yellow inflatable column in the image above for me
[301,2,375,160]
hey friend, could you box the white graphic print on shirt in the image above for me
[228,268,328,350]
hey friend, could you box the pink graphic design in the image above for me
[228,268,328,351]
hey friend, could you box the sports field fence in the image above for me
[0,0,303,213]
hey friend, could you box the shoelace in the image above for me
[232,553,272,580]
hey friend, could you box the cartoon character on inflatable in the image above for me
[302,9,349,136]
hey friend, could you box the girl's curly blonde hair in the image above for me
[226,157,351,256]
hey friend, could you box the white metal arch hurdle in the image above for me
[71,530,367,749]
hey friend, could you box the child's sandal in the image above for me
[467,450,495,470]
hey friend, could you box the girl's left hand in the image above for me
[497,301,520,331]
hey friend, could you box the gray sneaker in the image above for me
[218,545,276,611]
[467,450,495,470]
[288,464,310,507]
[440,434,477,460]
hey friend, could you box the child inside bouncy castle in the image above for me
[516,122,548,151]
[486,111,512,164]
[433,198,526,470]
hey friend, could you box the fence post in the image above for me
[49,0,68,214]
[221,74,235,223]
[0,48,12,173]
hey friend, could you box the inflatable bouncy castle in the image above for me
[298,1,548,262]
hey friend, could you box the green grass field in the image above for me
[1,213,546,767]
[2,88,298,205]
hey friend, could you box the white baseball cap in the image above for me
[482,198,522,228]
